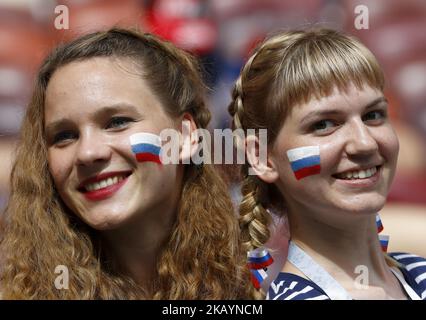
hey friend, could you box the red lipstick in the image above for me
[78,171,131,201]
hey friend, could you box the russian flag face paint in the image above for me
[286,146,321,180]
[130,133,162,164]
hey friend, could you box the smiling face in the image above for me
[45,57,182,230]
[268,83,399,220]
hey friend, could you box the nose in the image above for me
[75,130,111,167]
[344,120,379,157]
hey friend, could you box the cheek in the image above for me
[381,128,399,163]
[273,149,295,184]
[317,141,342,172]
[47,150,67,188]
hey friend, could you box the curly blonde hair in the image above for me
[228,28,387,289]
[0,28,255,299]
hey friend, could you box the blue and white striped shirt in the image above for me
[267,252,426,300]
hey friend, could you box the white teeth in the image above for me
[337,166,378,180]
[84,174,128,192]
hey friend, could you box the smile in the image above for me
[334,166,379,180]
[78,171,132,201]
[85,175,127,191]
[332,165,382,188]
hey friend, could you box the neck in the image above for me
[100,204,176,288]
[287,208,397,292]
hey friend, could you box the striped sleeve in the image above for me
[389,252,426,300]
[267,273,329,300]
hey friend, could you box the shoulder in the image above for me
[266,272,329,300]
[389,252,426,299]
[389,252,426,274]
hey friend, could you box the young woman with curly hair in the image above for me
[0,28,254,299]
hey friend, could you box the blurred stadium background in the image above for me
[0,0,425,259]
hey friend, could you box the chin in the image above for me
[89,221,117,231]
[337,195,387,215]
[84,212,129,231]
[346,203,386,215]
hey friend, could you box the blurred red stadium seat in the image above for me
[51,0,144,41]
[389,173,426,205]
[0,8,54,135]
[144,0,218,54]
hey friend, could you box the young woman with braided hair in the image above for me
[0,28,255,299]
[229,28,426,300]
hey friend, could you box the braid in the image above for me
[229,46,273,253]
[239,175,271,252]
[229,43,263,127]
[232,77,244,131]
[229,45,262,148]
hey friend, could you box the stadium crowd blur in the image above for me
[0,0,425,258]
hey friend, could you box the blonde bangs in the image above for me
[272,31,385,111]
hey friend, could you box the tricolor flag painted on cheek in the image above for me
[286,146,321,180]
[130,133,162,164]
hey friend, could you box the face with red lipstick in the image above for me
[45,57,183,230]
[263,83,399,219]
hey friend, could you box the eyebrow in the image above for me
[300,96,388,125]
[92,103,142,120]
[44,103,141,135]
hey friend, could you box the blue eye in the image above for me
[363,110,386,123]
[52,131,77,145]
[106,117,134,129]
[312,120,336,133]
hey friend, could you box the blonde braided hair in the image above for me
[230,60,272,255]
[229,28,386,293]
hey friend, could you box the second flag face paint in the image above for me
[130,132,162,164]
[286,146,321,180]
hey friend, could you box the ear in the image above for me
[245,135,279,183]
[179,113,199,163]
